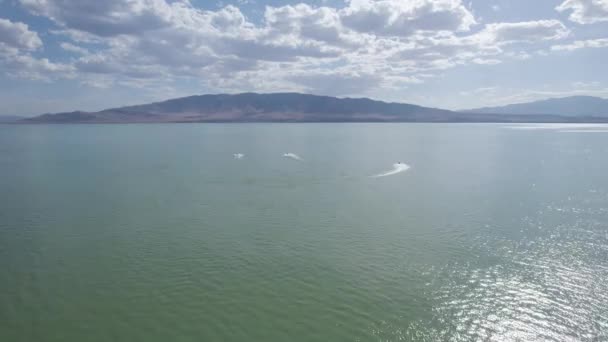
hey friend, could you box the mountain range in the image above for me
[464,96,608,117]
[14,93,608,123]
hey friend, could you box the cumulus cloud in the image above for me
[0,18,42,51]
[2,54,75,80]
[340,0,476,36]
[7,0,573,96]
[0,17,74,80]
[556,0,608,24]
[388,20,568,73]
[19,0,180,36]
[264,4,358,47]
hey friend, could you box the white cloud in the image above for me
[0,18,42,51]
[0,18,75,80]
[19,0,180,36]
[340,0,476,36]
[2,54,75,80]
[551,38,608,50]
[388,20,568,72]
[504,51,532,60]
[478,20,570,44]
[7,0,572,97]
[60,42,89,54]
[472,58,501,65]
[264,4,359,47]
[556,0,608,24]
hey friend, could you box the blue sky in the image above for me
[1,0,607,116]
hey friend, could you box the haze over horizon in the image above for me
[1,0,607,116]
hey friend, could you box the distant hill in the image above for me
[0,115,23,123]
[464,96,608,117]
[24,93,608,123]
[26,93,456,123]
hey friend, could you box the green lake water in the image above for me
[1,123,607,341]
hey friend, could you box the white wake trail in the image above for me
[371,163,410,178]
[233,153,245,159]
[283,153,303,161]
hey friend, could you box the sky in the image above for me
[0,0,607,116]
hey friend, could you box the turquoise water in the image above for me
[1,123,607,341]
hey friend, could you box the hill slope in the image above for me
[465,96,608,117]
[25,93,608,123]
[27,93,455,123]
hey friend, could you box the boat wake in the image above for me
[283,153,303,161]
[371,163,410,178]
[233,153,245,159]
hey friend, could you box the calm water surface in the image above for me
[1,124,607,341]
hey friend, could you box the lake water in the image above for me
[1,123,607,341]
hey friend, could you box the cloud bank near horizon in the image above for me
[1,0,607,115]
